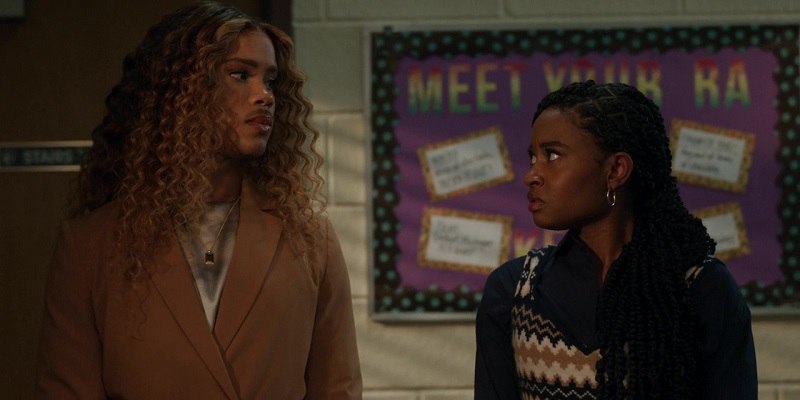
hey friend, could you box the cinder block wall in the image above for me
[292,1,800,398]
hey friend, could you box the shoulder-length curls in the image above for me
[70,1,324,283]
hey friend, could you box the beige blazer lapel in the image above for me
[213,180,282,351]
[148,234,240,400]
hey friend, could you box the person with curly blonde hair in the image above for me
[35,2,362,399]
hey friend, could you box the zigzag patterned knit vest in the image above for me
[511,248,706,399]
[512,247,599,400]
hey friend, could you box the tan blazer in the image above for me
[35,182,362,399]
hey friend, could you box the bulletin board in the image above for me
[367,24,800,321]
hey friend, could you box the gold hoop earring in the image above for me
[606,188,616,207]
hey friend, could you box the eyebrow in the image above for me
[223,57,278,74]
[530,140,568,152]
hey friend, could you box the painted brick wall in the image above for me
[292,1,800,398]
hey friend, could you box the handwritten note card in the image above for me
[418,207,513,274]
[670,119,755,193]
[418,126,514,201]
[693,202,750,260]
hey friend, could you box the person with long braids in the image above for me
[35,2,361,399]
[474,81,757,399]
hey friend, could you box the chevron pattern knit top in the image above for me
[512,247,600,399]
[510,247,707,399]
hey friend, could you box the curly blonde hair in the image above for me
[69,1,325,284]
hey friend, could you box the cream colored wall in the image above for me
[292,0,800,399]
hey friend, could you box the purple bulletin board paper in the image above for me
[369,25,800,320]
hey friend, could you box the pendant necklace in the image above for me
[204,197,241,266]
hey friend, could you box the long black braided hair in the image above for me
[532,81,716,398]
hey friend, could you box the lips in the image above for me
[527,191,544,212]
[246,114,272,132]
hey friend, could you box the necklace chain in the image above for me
[204,197,241,266]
